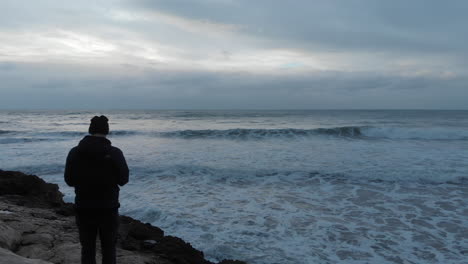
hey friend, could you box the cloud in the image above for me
[127,0,468,74]
[0,0,467,109]
[1,62,466,109]
[132,0,468,53]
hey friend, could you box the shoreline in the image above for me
[0,170,246,264]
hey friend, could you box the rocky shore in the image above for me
[0,170,246,264]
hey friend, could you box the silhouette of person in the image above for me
[65,115,129,264]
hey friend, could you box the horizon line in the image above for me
[0,108,467,111]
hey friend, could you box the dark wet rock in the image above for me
[153,236,209,264]
[54,202,75,216]
[0,170,64,207]
[218,260,248,264]
[119,215,164,251]
[0,170,247,264]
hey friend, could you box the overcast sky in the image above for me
[0,0,467,109]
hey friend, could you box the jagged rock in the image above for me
[54,203,75,216]
[119,215,164,251]
[153,236,210,264]
[0,170,63,207]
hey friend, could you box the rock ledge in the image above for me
[0,170,247,264]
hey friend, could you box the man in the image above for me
[65,115,129,264]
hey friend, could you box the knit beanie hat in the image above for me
[89,115,109,135]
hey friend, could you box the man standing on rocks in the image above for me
[65,115,129,264]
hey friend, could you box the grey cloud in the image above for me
[132,0,468,55]
[1,62,466,109]
[0,1,467,109]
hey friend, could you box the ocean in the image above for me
[0,110,467,264]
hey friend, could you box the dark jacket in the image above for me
[64,135,129,208]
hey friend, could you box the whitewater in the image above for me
[0,110,467,263]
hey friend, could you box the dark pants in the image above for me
[75,208,119,264]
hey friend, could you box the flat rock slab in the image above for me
[0,247,53,264]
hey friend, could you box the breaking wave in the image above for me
[36,130,140,137]
[362,126,468,140]
[2,127,467,141]
[156,127,362,139]
[155,126,468,140]
[0,138,53,144]
[0,130,15,134]
[109,130,140,136]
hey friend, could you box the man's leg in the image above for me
[76,209,98,264]
[98,208,119,264]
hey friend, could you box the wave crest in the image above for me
[37,130,139,137]
[362,127,468,140]
[155,126,468,140]
[3,126,466,141]
[0,130,15,134]
[156,127,362,140]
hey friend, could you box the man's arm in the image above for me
[112,148,129,186]
[64,148,78,187]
